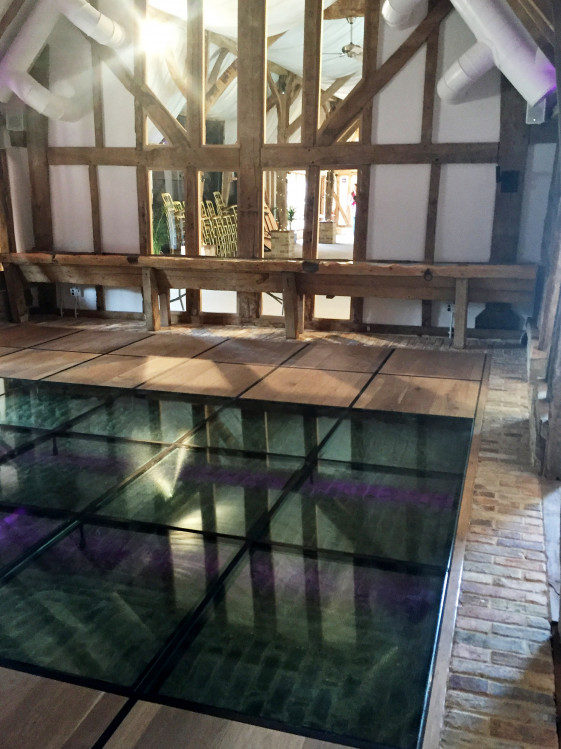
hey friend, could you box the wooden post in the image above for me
[453,278,468,349]
[236,0,266,322]
[490,77,530,263]
[142,267,161,331]
[282,271,303,339]
[159,289,171,327]
[4,265,28,323]
[90,0,105,311]
[133,0,151,256]
[183,0,205,320]
[0,151,16,254]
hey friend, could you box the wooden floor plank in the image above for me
[198,338,307,365]
[283,342,388,373]
[0,324,76,348]
[0,667,126,749]
[104,703,342,749]
[243,367,371,407]
[141,359,273,397]
[115,332,226,358]
[34,329,151,354]
[45,355,180,389]
[0,349,98,380]
[0,346,21,357]
[354,374,479,418]
[381,349,485,380]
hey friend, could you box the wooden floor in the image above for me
[0,320,550,749]
[0,322,485,417]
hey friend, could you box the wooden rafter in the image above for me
[0,0,26,41]
[207,47,229,89]
[317,0,452,146]
[96,46,190,148]
[287,75,352,139]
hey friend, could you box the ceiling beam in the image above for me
[324,0,365,20]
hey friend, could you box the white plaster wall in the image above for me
[314,295,350,320]
[98,166,140,253]
[432,301,485,329]
[366,164,431,261]
[50,166,94,252]
[518,142,556,263]
[371,46,426,145]
[7,148,34,252]
[433,11,501,144]
[105,288,143,313]
[363,299,422,326]
[48,19,95,148]
[434,164,496,262]
[201,290,237,313]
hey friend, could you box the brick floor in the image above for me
[441,348,558,749]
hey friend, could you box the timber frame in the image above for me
[0,0,552,343]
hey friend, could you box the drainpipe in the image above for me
[0,0,126,120]
[381,0,428,30]
[437,0,556,106]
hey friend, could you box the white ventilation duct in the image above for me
[382,0,556,107]
[381,0,428,31]
[0,0,127,121]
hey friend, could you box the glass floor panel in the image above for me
[0,377,475,749]
[159,547,443,749]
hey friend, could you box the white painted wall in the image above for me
[364,299,422,326]
[366,164,431,261]
[50,166,94,252]
[518,142,556,263]
[98,166,140,253]
[435,164,496,263]
[371,46,426,145]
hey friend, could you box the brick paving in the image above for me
[441,348,558,748]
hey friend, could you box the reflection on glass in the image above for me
[269,461,463,566]
[321,411,473,474]
[160,547,442,749]
[0,436,159,512]
[0,509,63,569]
[187,404,336,457]
[0,385,103,430]
[98,448,302,537]
[0,524,241,685]
[70,393,204,443]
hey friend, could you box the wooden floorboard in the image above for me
[283,342,388,373]
[354,374,479,418]
[380,349,486,380]
[197,338,307,366]
[0,346,21,357]
[0,324,76,348]
[0,349,98,380]
[242,367,371,407]
[115,332,226,358]
[0,667,126,749]
[45,355,180,389]
[34,329,152,354]
[141,359,274,397]
[104,703,342,749]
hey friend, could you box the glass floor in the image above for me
[0,378,473,749]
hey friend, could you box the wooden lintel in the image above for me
[47,145,240,171]
[261,141,499,168]
[317,0,452,146]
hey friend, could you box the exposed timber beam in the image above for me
[317,0,452,145]
[0,0,26,40]
[96,45,190,147]
[287,75,352,139]
[324,0,365,19]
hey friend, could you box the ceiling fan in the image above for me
[325,17,363,60]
